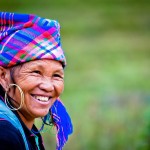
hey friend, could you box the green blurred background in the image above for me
[0,0,150,149]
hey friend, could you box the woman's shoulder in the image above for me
[0,119,26,150]
[0,118,21,133]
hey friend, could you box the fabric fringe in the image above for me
[43,99,73,150]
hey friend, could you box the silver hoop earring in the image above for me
[4,84,24,111]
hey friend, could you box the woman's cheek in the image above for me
[54,80,64,96]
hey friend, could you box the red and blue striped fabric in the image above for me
[0,12,66,68]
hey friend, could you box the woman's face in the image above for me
[8,59,64,122]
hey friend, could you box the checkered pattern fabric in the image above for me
[0,12,66,68]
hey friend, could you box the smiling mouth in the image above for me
[31,95,51,102]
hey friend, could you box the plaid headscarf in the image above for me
[0,12,73,150]
[0,12,66,67]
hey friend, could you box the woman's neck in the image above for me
[17,111,34,129]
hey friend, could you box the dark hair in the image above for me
[0,65,19,99]
[0,84,5,99]
[9,64,22,83]
[0,65,22,105]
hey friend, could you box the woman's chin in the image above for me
[31,109,50,119]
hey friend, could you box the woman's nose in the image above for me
[39,77,54,92]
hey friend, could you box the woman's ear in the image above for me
[0,66,9,91]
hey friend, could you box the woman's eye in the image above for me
[32,70,41,74]
[53,74,63,79]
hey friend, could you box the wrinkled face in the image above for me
[8,59,64,122]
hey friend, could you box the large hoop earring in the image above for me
[4,84,24,111]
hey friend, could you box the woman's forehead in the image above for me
[21,59,63,70]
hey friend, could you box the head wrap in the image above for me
[0,12,66,67]
[0,12,73,150]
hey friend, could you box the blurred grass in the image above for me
[0,0,150,149]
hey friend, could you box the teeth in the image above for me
[34,96,49,102]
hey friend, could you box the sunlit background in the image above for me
[0,0,150,149]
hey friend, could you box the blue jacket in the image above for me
[0,100,45,150]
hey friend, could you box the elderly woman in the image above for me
[0,12,73,150]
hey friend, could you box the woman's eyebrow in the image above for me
[23,62,43,69]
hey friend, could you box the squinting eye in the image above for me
[53,74,63,79]
[32,70,41,74]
